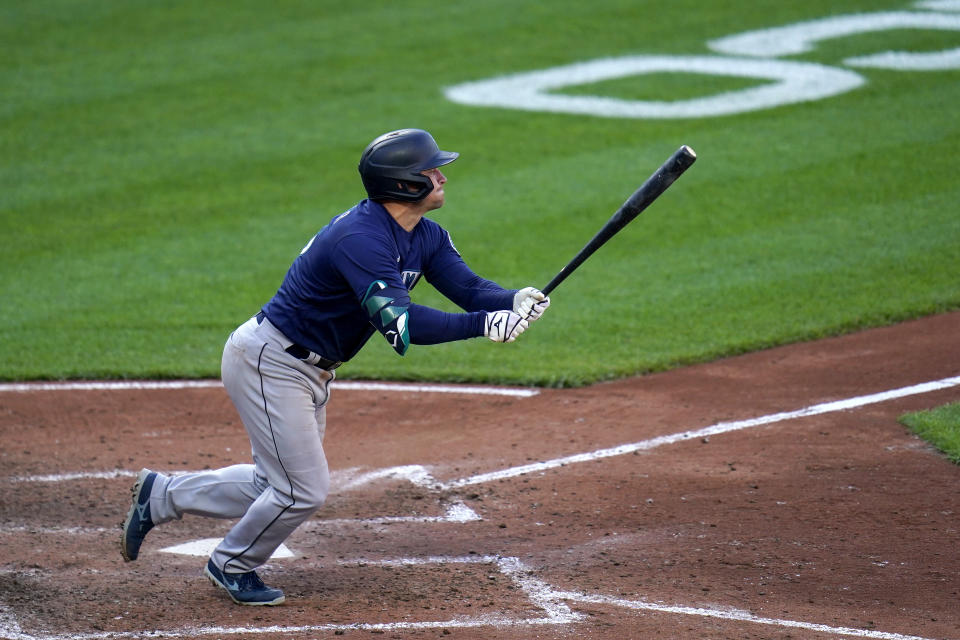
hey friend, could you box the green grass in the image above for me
[557,73,763,102]
[2,0,958,385]
[901,403,960,465]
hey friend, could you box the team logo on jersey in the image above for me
[401,270,422,289]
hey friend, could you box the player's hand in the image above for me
[485,310,529,343]
[513,287,550,322]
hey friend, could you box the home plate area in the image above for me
[5,461,953,640]
[1,312,959,639]
[4,418,959,640]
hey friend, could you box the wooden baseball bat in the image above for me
[542,145,697,296]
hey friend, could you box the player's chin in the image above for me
[426,191,445,210]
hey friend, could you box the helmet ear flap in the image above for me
[394,176,433,200]
[358,129,457,202]
[359,173,432,203]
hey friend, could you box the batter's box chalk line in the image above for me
[0,379,539,398]
[8,376,960,492]
[6,375,960,533]
[301,464,483,528]
[0,557,948,640]
[2,464,481,540]
[442,374,960,488]
[157,495,482,560]
[3,379,960,639]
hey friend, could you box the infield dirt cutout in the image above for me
[1,311,959,639]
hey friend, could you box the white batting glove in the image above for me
[512,287,551,322]
[484,310,529,343]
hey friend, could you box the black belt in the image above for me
[256,312,341,370]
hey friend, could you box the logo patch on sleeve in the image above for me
[401,270,422,289]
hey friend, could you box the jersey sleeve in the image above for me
[422,229,517,312]
[407,304,487,345]
[334,232,488,354]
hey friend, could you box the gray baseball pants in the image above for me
[147,315,334,573]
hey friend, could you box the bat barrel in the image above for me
[541,145,696,297]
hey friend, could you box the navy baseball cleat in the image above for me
[204,559,286,606]
[120,468,157,562]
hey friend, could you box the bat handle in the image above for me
[541,274,563,297]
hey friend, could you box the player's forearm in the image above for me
[431,277,516,312]
[425,255,517,312]
[460,286,517,313]
[407,304,487,344]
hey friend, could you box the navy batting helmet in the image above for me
[358,129,459,202]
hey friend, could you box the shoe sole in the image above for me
[119,469,154,562]
[204,566,286,606]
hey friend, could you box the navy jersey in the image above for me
[261,199,516,362]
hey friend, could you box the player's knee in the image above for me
[297,488,328,513]
[292,469,329,513]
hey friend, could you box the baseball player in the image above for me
[120,128,550,606]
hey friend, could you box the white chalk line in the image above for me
[0,524,113,535]
[8,376,959,529]
[307,501,482,527]
[550,591,943,640]
[334,463,436,491]
[14,375,959,489]
[3,376,959,639]
[0,603,26,640]
[8,470,141,483]
[0,556,942,640]
[0,497,480,542]
[6,463,440,488]
[444,375,960,488]
[0,557,576,640]
[0,379,538,397]
[1,465,480,536]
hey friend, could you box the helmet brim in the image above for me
[422,149,459,170]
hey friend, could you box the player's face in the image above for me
[420,168,447,211]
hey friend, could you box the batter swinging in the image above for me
[120,128,550,606]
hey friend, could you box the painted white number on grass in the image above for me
[710,11,960,70]
[444,57,863,119]
[443,2,960,118]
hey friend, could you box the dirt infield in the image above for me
[1,311,959,639]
